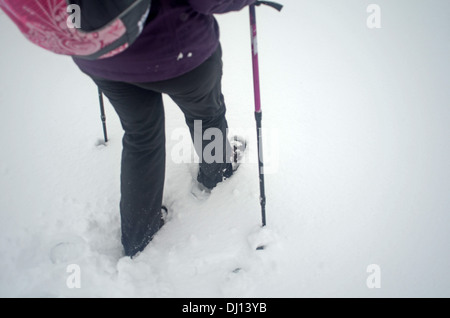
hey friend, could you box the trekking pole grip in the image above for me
[254,1,283,12]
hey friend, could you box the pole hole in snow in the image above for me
[95,139,109,148]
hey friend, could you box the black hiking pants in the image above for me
[91,46,232,257]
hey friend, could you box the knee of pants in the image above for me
[171,84,226,121]
[122,124,166,153]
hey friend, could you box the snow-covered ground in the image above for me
[0,0,449,297]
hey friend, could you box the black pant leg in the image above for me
[93,78,166,257]
[133,45,232,189]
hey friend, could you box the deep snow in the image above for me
[0,0,449,297]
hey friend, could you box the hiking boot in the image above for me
[191,136,247,200]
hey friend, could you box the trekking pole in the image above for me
[249,1,283,227]
[98,87,108,144]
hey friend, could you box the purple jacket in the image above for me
[73,0,256,83]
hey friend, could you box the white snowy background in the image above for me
[0,0,449,297]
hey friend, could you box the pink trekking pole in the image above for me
[249,1,283,228]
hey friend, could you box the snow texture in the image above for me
[0,0,449,297]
